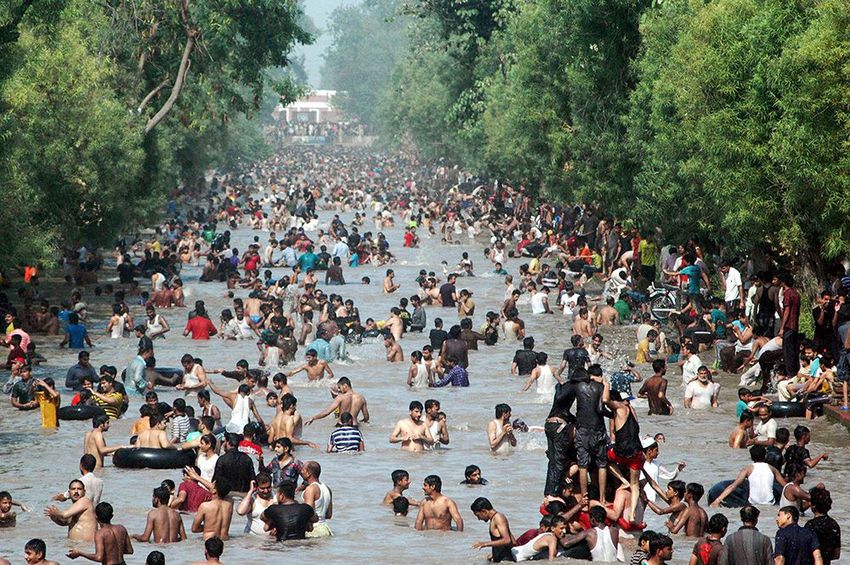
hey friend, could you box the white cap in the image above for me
[640,436,657,449]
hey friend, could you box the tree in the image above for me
[321,0,407,127]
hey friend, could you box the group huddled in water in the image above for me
[0,145,844,564]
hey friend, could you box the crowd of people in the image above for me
[0,145,844,564]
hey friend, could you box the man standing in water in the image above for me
[268,394,320,448]
[192,479,233,541]
[305,377,370,426]
[778,274,801,379]
[44,480,97,541]
[84,416,124,469]
[557,335,590,380]
[487,403,517,454]
[132,486,186,543]
[415,475,463,531]
[66,502,133,564]
[471,497,515,563]
[389,401,435,452]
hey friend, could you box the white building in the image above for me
[275,90,344,123]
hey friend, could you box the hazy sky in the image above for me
[297,0,361,88]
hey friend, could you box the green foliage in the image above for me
[322,0,408,126]
[0,0,309,267]
[1,22,144,252]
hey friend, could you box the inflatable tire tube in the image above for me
[113,448,197,470]
[770,402,806,418]
[58,405,106,421]
[154,367,184,385]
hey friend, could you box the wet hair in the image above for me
[237,384,251,395]
[638,530,657,545]
[793,425,810,441]
[213,478,231,498]
[570,335,582,347]
[465,465,481,479]
[536,352,548,364]
[495,403,511,418]
[780,505,800,522]
[392,496,410,515]
[304,461,321,478]
[668,480,686,499]
[544,500,567,515]
[522,336,535,349]
[278,480,297,499]
[649,534,673,555]
[749,445,767,462]
[686,482,705,502]
[153,486,170,505]
[161,479,175,491]
[391,469,409,485]
[707,513,728,534]
[95,502,114,524]
[809,485,832,514]
[738,387,751,399]
[589,506,607,524]
[0,491,9,501]
[80,454,96,472]
[652,359,666,373]
[273,437,293,451]
[409,400,423,412]
[337,376,351,388]
[24,539,46,557]
[149,413,163,427]
[205,536,224,558]
[339,411,354,425]
[423,475,442,492]
[255,472,272,486]
[740,505,760,523]
[470,497,493,512]
[146,550,166,565]
[93,415,109,429]
[775,427,790,445]
[273,372,287,384]
[172,398,186,412]
[784,462,806,481]
[740,411,754,423]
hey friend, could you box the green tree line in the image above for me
[322,0,850,282]
[0,0,313,267]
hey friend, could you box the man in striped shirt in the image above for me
[327,412,364,452]
[723,505,772,565]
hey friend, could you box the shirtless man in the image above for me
[84,416,125,469]
[424,399,450,447]
[192,480,233,541]
[667,483,708,536]
[415,475,463,531]
[383,269,400,294]
[573,307,596,338]
[729,412,754,449]
[191,537,225,565]
[132,486,185,544]
[382,469,419,507]
[23,539,59,565]
[596,297,621,326]
[66,502,132,564]
[487,403,517,454]
[471,497,515,563]
[384,334,404,362]
[385,307,404,340]
[389,401,435,452]
[135,414,176,449]
[45,480,97,541]
[268,394,319,448]
[287,349,334,381]
[305,377,370,425]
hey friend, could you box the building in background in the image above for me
[275,90,343,124]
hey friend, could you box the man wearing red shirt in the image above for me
[779,273,801,377]
[183,314,217,340]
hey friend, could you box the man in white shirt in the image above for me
[720,261,745,312]
[679,343,702,387]
[54,454,103,506]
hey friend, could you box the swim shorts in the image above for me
[607,447,645,471]
[574,428,608,469]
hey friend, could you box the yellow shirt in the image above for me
[95,392,123,419]
[35,391,60,428]
[636,338,651,364]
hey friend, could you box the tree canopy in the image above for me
[0,0,311,267]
